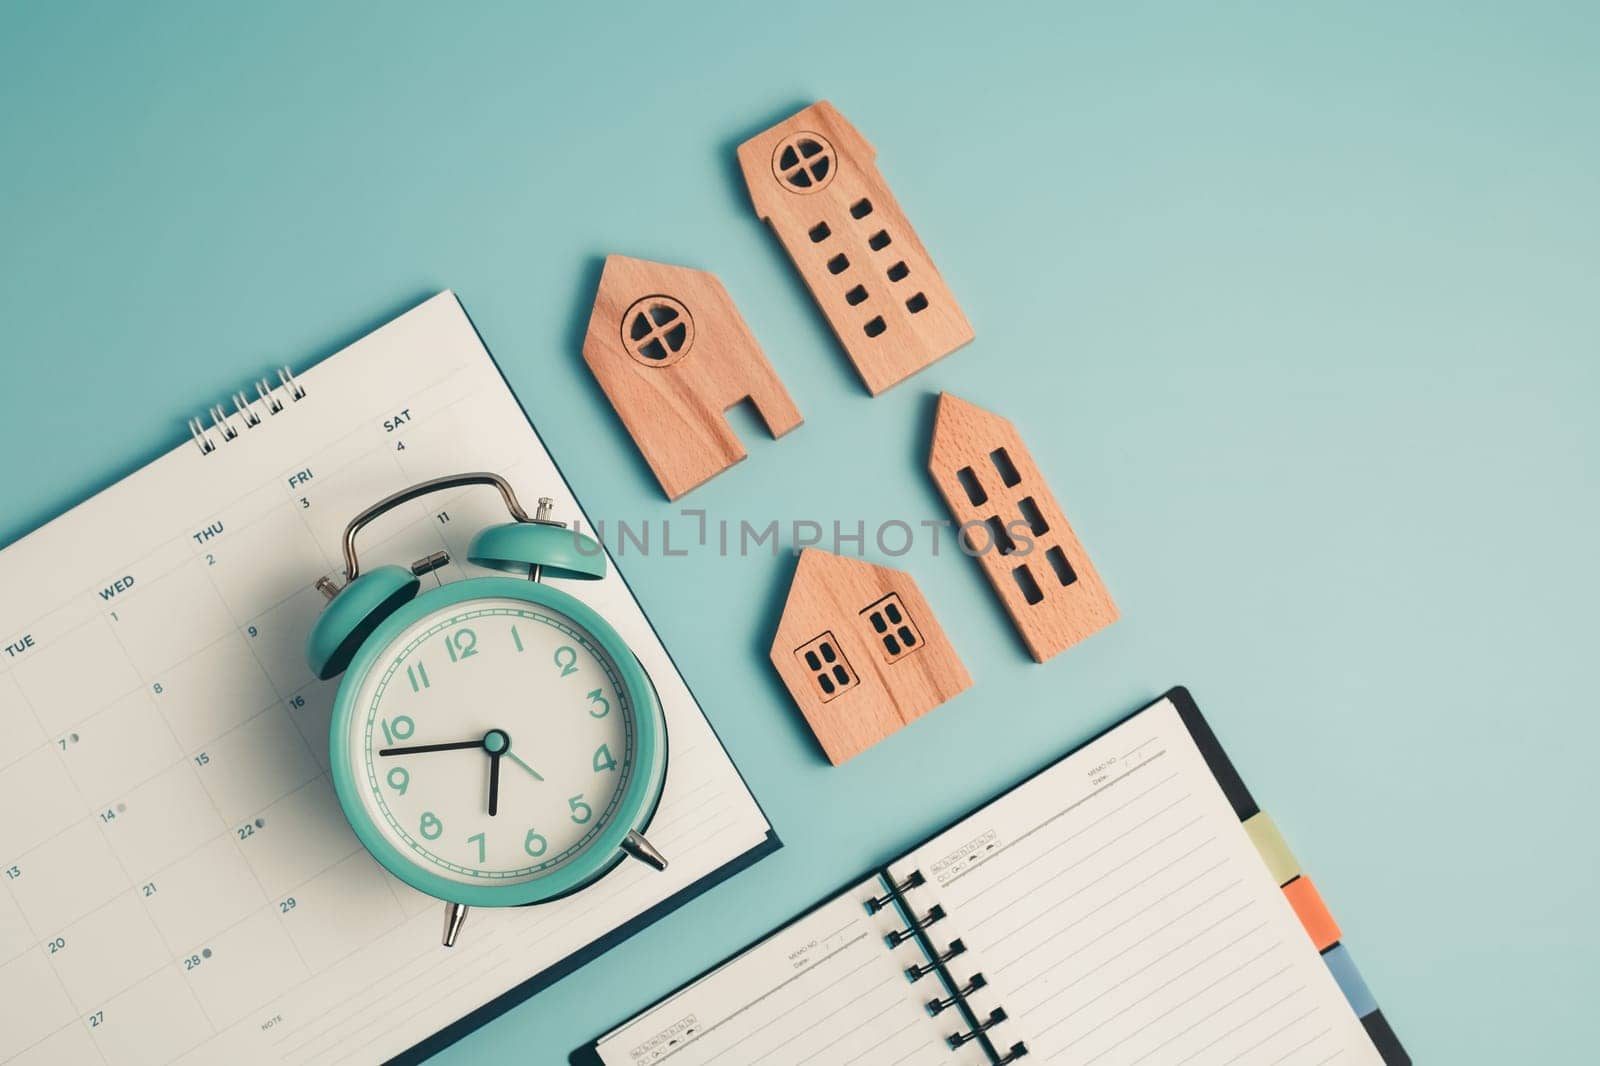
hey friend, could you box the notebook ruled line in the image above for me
[786,993,910,1065]
[942,751,1171,890]
[707,968,902,1066]
[1218,1005,1320,1065]
[969,785,1192,929]
[1168,985,1309,1066]
[969,806,1201,934]
[1266,1026,1336,1066]
[1047,906,1264,1028]
[1010,876,1246,989]
[1105,959,1292,1064]
[840,1015,933,1065]
[662,933,878,1065]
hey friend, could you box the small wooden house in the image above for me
[770,548,970,764]
[582,254,802,500]
[736,101,973,395]
[928,393,1118,662]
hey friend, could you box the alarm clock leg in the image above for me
[621,830,668,872]
[442,901,470,947]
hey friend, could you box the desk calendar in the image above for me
[0,292,777,1065]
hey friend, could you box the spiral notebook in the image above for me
[576,688,1408,1066]
[0,292,777,1065]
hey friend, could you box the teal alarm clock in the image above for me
[306,472,668,947]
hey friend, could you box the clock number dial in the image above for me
[407,662,430,691]
[381,716,415,745]
[353,601,637,887]
[445,627,478,663]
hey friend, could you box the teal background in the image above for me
[1,2,1595,1062]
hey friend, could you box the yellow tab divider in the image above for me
[1243,812,1300,886]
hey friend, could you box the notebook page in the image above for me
[0,292,770,1065]
[886,698,1378,1066]
[590,875,990,1066]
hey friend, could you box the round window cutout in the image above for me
[621,296,694,367]
[771,132,836,194]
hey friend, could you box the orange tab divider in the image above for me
[1282,876,1341,951]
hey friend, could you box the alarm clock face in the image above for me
[338,591,648,896]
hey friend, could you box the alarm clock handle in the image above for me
[442,901,469,948]
[340,472,533,581]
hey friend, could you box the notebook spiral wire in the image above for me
[874,868,1029,1064]
[188,366,307,455]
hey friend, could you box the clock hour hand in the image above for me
[378,739,482,757]
[487,750,502,817]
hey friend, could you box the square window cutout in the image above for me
[794,633,858,703]
[859,594,923,662]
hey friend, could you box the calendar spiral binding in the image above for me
[874,868,1029,1065]
[187,366,307,455]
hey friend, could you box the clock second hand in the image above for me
[505,749,545,783]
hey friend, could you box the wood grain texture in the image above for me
[582,254,802,500]
[769,548,971,764]
[736,100,973,395]
[928,393,1118,662]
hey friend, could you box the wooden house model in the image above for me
[928,393,1118,662]
[736,101,973,395]
[582,254,801,500]
[770,548,970,764]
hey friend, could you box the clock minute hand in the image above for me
[378,739,483,757]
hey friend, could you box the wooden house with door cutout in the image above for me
[770,548,970,764]
[582,254,802,500]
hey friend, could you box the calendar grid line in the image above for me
[194,541,329,985]
[30,820,391,1051]
[10,357,470,670]
[8,752,224,890]
[4,773,385,1028]
[4,658,153,1065]
[102,549,325,1037]
[34,447,310,639]
[4,1020,111,1066]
